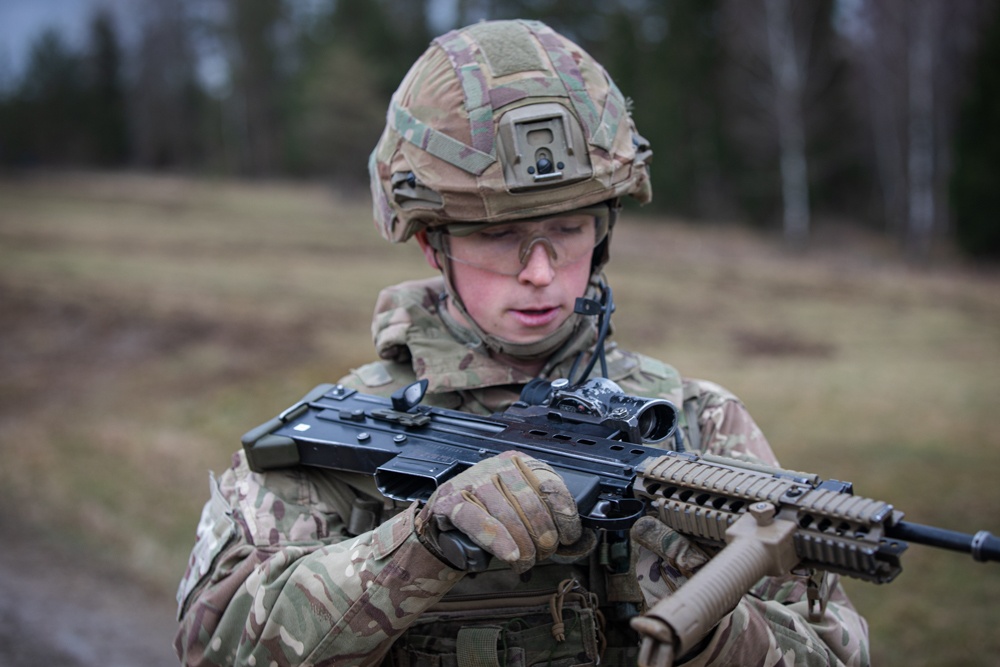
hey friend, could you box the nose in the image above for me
[517,240,556,286]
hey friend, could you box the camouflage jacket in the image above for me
[175,277,869,667]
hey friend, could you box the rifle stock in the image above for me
[240,380,999,666]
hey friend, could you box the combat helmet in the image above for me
[369,18,652,244]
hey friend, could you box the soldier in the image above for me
[175,19,869,667]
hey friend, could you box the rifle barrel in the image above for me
[886,521,1000,562]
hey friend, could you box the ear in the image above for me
[415,230,442,271]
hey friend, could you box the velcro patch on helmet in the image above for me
[466,20,546,77]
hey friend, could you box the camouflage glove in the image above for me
[416,451,590,573]
[631,515,711,591]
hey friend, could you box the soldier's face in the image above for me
[417,219,594,344]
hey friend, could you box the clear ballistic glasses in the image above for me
[432,205,610,276]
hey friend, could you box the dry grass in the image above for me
[2,171,998,665]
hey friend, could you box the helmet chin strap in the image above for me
[568,280,615,382]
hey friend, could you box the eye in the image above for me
[476,225,517,242]
[556,223,586,235]
[547,219,590,240]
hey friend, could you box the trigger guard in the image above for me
[582,497,646,531]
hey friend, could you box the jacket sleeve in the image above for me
[174,451,462,667]
[636,381,870,667]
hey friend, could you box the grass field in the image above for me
[2,170,998,665]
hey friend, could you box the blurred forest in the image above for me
[1,0,999,259]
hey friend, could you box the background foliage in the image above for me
[1,0,999,257]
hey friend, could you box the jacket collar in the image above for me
[371,277,634,395]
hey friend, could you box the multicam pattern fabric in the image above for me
[370,19,652,243]
[175,278,870,666]
[394,20,627,172]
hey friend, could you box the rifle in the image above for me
[240,377,999,667]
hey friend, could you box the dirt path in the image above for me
[0,522,179,667]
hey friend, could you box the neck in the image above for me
[492,350,546,378]
[442,296,552,378]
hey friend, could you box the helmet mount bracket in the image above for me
[497,103,592,192]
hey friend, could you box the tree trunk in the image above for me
[764,0,810,247]
[907,0,936,259]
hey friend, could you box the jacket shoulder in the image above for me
[340,360,416,397]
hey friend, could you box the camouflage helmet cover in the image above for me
[370,19,652,243]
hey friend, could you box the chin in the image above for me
[507,328,559,345]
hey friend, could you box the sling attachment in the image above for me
[549,579,607,658]
[806,569,832,622]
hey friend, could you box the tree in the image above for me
[608,1,734,219]
[9,29,88,164]
[0,21,127,167]
[86,9,129,165]
[720,0,852,240]
[906,0,939,258]
[951,5,1000,258]
[131,0,205,168]
[848,0,986,257]
[287,0,432,180]
[294,42,387,184]
[764,0,810,246]
[323,0,430,99]
[225,0,290,175]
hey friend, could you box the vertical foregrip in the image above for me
[632,507,799,665]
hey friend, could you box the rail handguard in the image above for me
[241,379,999,667]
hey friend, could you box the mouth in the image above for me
[509,306,562,327]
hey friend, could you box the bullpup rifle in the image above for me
[241,377,999,667]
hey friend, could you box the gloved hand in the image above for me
[631,515,711,592]
[416,451,592,573]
